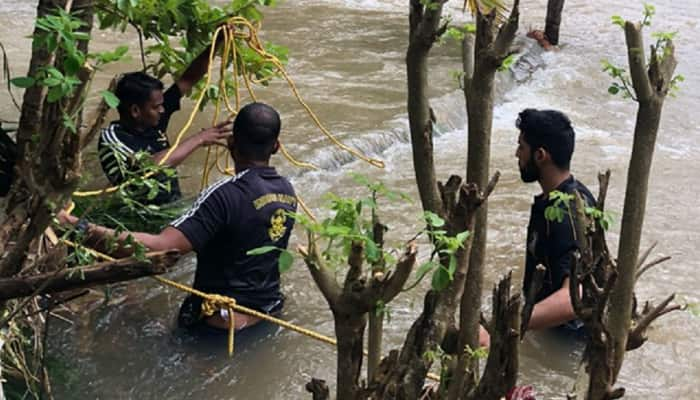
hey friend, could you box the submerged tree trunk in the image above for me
[458,2,519,391]
[607,20,677,381]
[301,237,417,400]
[544,0,565,45]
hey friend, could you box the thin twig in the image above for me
[635,241,658,271]
[635,255,671,282]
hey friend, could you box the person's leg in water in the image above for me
[205,309,261,331]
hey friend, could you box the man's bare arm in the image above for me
[59,211,192,258]
[528,277,577,330]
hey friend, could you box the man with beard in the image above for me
[515,108,595,335]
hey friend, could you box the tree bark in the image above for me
[544,0,565,46]
[406,0,448,215]
[370,176,497,399]
[301,236,417,400]
[461,0,519,385]
[608,20,676,381]
[467,273,520,400]
[0,251,180,301]
[0,0,95,277]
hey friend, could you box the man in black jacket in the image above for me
[98,48,230,204]
[63,103,296,331]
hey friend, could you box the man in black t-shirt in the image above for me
[98,48,230,205]
[62,103,296,332]
[516,108,594,334]
[479,109,594,347]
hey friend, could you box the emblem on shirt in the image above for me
[269,209,287,241]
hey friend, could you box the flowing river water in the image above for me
[1,0,699,398]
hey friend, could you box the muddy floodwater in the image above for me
[1,0,699,399]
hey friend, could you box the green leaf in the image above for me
[416,260,438,279]
[447,256,457,278]
[10,76,35,88]
[608,85,620,95]
[278,250,293,273]
[424,211,445,228]
[455,230,470,246]
[43,77,62,87]
[246,245,278,255]
[611,15,625,28]
[365,238,381,263]
[64,56,82,76]
[101,90,120,108]
[47,86,64,102]
[431,266,451,291]
[62,113,77,134]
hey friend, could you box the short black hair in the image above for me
[516,108,575,170]
[232,102,281,161]
[114,72,164,116]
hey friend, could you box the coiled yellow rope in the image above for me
[75,16,383,199]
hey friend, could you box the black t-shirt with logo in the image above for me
[523,176,595,311]
[97,84,182,204]
[171,166,296,313]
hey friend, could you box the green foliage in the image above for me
[95,0,286,109]
[374,300,392,323]
[606,5,682,100]
[464,344,489,359]
[544,190,574,224]
[9,76,35,88]
[100,90,120,108]
[544,191,614,232]
[289,175,469,293]
[611,15,625,28]
[642,3,655,26]
[245,245,294,273]
[686,302,700,317]
[585,206,614,231]
[422,344,445,363]
[442,23,476,43]
[9,8,130,137]
[403,211,470,292]
[601,59,635,100]
[498,53,517,72]
[419,0,442,11]
[69,149,187,248]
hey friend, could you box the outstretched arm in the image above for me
[175,37,223,94]
[58,211,192,258]
[528,277,577,330]
[152,120,231,168]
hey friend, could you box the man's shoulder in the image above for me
[201,171,251,199]
[564,177,596,205]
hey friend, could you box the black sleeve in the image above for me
[98,126,138,185]
[157,84,183,134]
[545,204,581,289]
[170,181,235,252]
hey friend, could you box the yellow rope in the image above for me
[75,16,383,198]
[59,238,438,380]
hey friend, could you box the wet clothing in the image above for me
[97,84,182,204]
[522,175,595,329]
[171,166,297,326]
